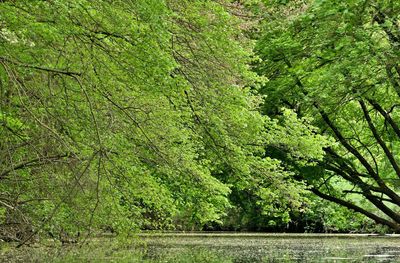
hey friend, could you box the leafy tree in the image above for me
[256,0,400,231]
[0,0,314,242]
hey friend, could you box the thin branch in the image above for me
[0,153,71,179]
[0,56,82,77]
[311,187,400,231]
[359,99,400,179]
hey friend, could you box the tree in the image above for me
[256,0,400,231]
[0,0,310,243]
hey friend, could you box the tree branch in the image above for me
[311,187,400,232]
[0,56,82,77]
[359,99,400,179]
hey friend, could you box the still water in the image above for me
[3,233,400,262]
[140,233,400,262]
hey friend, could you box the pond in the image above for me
[139,233,400,262]
[2,233,400,262]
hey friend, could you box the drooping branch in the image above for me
[0,153,72,179]
[283,56,400,205]
[17,150,99,247]
[322,158,400,220]
[342,190,398,205]
[317,106,400,206]
[323,159,383,196]
[311,187,400,232]
[0,56,82,77]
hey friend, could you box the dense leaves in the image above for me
[2,0,398,242]
[256,0,400,231]
[0,0,322,243]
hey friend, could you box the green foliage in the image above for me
[0,0,316,240]
[3,0,395,237]
[256,0,400,231]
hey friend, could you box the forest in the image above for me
[1,0,400,249]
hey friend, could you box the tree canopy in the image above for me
[256,0,400,231]
[0,0,324,243]
[1,0,400,244]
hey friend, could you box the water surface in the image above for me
[3,233,400,262]
[139,233,400,262]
